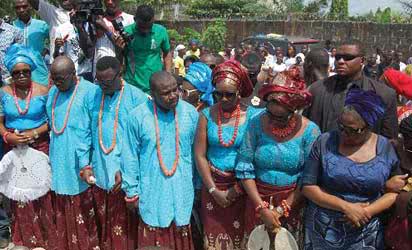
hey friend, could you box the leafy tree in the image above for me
[182,27,201,44]
[286,0,305,12]
[329,0,349,20]
[1,0,60,19]
[167,29,182,42]
[185,0,272,19]
[201,20,227,52]
[0,0,15,19]
[379,7,392,23]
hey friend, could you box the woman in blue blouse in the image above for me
[0,44,55,249]
[301,88,399,250]
[195,60,255,250]
[0,44,49,154]
[235,68,320,246]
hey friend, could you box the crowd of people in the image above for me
[1,0,412,250]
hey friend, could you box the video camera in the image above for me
[111,16,132,44]
[70,0,104,24]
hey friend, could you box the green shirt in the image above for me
[124,23,170,93]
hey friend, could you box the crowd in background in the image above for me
[1,0,412,250]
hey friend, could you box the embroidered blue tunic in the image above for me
[46,78,98,195]
[13,18,49,86]
[89,83,146,190]
[301,131,399,250]
[121,100,199,228]
[235,112,320,186]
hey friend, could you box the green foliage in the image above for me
[329,0,349,20]
[167,29,183,42]
[182,27,201,44]
[286,0,305,12]
[0,0,15,19]
[303,0,328,14]
[201,20,227,52]
[1,0,60,19]
[376,7,392,23]
[185,0,271,19]
[351,7,410,24]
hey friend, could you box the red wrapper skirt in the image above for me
[10,192,57,250]
[54,188,100,250]
[92,186,138,250]
[200,170,246,250]
[137,217,194,250]
[244,180,303,247]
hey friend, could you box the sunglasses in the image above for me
[337,122,366,135]
[11,69,31,78]
[213,91,238,100]
[51,71,74,83]
[335,54,361,62]
[178,85,198,97]
[95,71,120,86]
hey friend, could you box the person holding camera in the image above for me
[53,15,94,81]
[115,5,172,94]
[94,0,134,73]
[27,0,94,80]
[27,0,73,64]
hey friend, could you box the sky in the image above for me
[349,0,403,15]
[304,0,404,15]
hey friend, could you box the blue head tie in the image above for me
[4,44,37,72]
[184,62,214,106]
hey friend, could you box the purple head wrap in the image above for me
[344,87,385,127]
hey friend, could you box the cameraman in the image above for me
[115,5,172,93]
[94,0,134,73]
[27,0,95,80]
[27,0,73,64]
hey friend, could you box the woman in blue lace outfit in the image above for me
[301,88,400,250]
[235,68,320,247]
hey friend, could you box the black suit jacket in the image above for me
[304,74,398,139]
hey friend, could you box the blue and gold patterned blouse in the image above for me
[235,112,320,186]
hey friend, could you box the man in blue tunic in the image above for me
[13,0,50,86]
[80,56,146,250]
[121,71,199,249]
[47,56,100,250]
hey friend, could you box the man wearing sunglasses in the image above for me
[304,41,398,140]
[46,56,100,249]
[80,56,146,249]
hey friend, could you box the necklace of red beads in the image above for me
[98,81,125,155]
[217,101,241,147]
[153,101,179,177]
[12,82,33,115]
[51,78,80,135]
[271,114,297,138]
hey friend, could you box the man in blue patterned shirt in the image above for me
[13,0,50,86]
[0,19,23,85]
